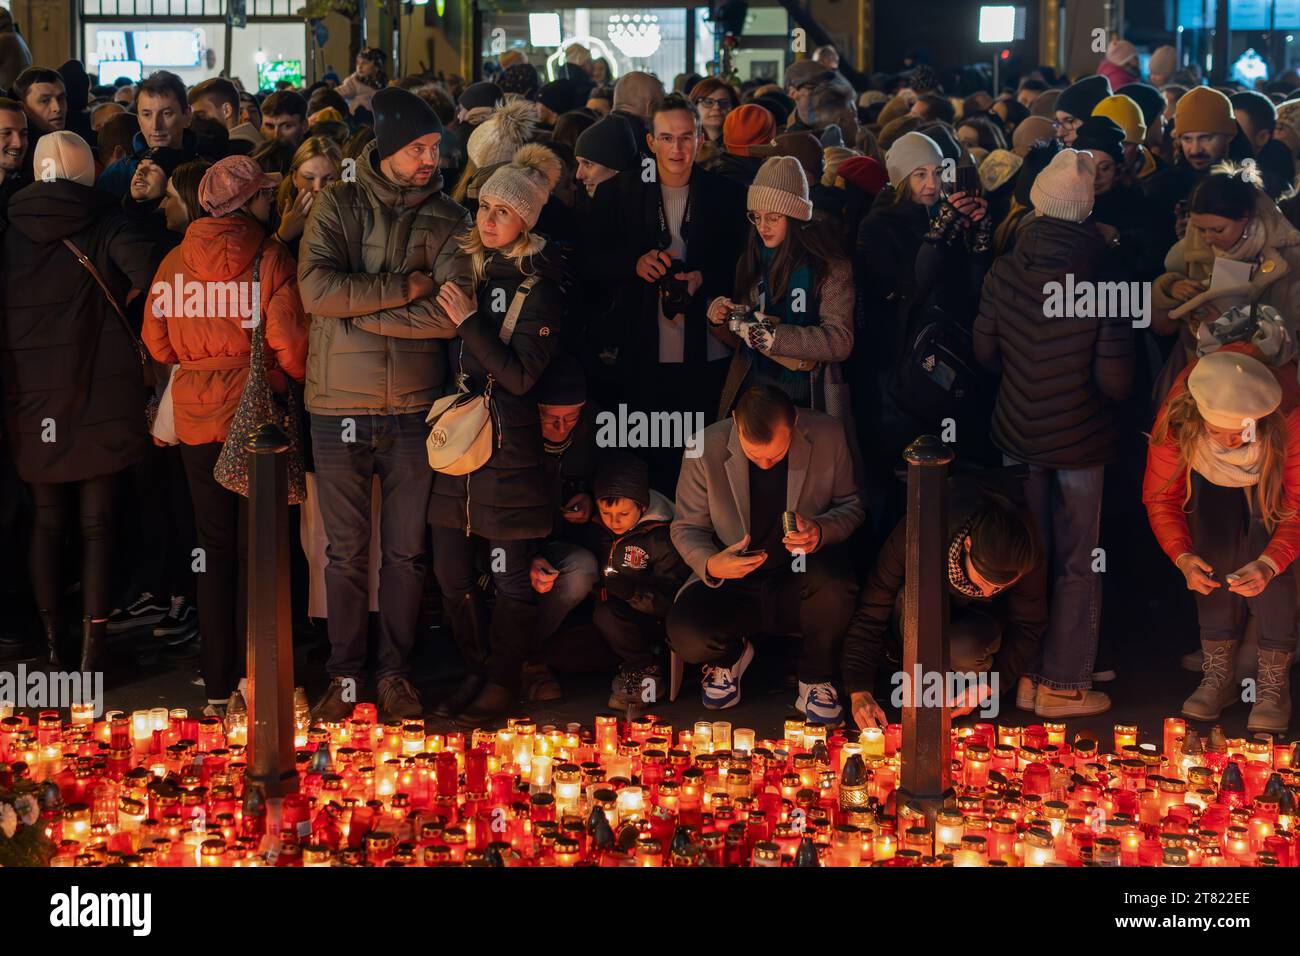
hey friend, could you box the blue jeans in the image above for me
[310,412,433,682]
[1014,460,1104,690]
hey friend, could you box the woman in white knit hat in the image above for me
[1146,346,1300,733]
[707,155,855,426]
[427,142,570,726]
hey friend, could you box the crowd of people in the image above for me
[4,30,1300,738]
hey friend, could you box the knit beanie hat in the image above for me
[34,130,95,186]
[979,148,1023,193]
[372,87,444,159]
[538,79,579,115]
[459,81,502,112]
[1107,39,1138,67]
[198,154,277,217]
[1029,147,1096,222]
[885,130,944,185]
[1072,115,1126,164]
[534,351,587,407]
[876,94,912,128]
[1117,82,1165,127]
[468,99,537,169]
[595,451,650,510]
[1093,93,1146,144]
[499,62,540,99]
[480,143,562,229]
[1173,86,1237,138]
[753,91,794,128]
[1148,45,1178,80]
[748,155,813,221]
[1012,115,1056,155]
[723,103,777,155]
[1188,350,1282,430]
[1029,89,1061,118]
[1057,75,1112,120]
[837,155,889,194]
[575,113,638,171]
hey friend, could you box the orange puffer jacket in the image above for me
[142,214,308,445]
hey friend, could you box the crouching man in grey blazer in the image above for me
[669,385,864,725]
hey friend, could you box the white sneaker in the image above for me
[795,681,844,725]
[701,640,754,710]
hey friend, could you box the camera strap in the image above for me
[656,179,692,249]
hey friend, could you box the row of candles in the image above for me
[0,698,1297,867]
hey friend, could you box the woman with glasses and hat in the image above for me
[142,154,309,717]
[707,155,855,431]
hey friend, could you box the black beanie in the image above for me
[921,123,963,163]
[1117,82,1165,128]
[754,92,794,128]
[533,351,587,406]
[595,451,650,510]
[1013,140,1062,206]
[575,113,639,171]
[459,81,502,111]
[1057,75,1112,120]
[1073,115,1125,164]
[538,79,579,115]
[372,87,444,159]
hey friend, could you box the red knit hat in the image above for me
[837,155,889,194]
[198,155,278,218]
[723,103,776,156]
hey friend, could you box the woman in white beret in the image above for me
[1144,345,1300,733]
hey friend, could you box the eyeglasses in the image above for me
[1051,117,1082,131]
[697,97,731,110]
[747,211,786,227]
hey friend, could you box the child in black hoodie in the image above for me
[570,451,690,711]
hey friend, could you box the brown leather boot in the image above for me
[1247,648,1294,735]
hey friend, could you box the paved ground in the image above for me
[3,576,1294,747]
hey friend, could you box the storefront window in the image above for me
[483,7,690,82]
[85,21,305,89]
[1172,0,1300,78]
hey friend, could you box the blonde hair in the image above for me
[458,223,544,283]
[276,135,343,212]
[1150,389,1295,531]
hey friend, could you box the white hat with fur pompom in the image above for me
[479,143,562,229]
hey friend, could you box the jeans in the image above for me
[310,412,432,682]
[1189,476,1296,651]
[534,541,599,646]
[667,545,857,684]
[179,443,248,701]
[1015,460,1104,690]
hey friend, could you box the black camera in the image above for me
[658,258,692,316]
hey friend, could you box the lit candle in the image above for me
[711,721,732,752]
[861,727,885,758]
[693,721,714,755]
[732,728,755,753]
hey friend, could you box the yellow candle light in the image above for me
[784,719,805,752]
[873,832,896,862]
[711,721,732,752]
[733,728,755,753]
[693,721,714,755]
[861,727,885,758]
[69,702,95,725]
[131,710,151,747]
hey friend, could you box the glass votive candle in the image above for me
[70,702,95,725]
[1113,724,1138,752]
[693,721,714,754]
[732,729,755,753]
[783,719,805,752]
[131,710,151,748]
[872,832,896,862]
[861,727,885,758]
[711,722,732,752]
[935,809,965,847]
[616,786,645,823]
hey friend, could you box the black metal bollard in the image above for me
[245,422,298,798]
[897,434,954,827]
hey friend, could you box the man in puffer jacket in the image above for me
[298,87,474,723]
[974,147,1134,720]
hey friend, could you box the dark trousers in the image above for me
[126,444,197,603]
[595,597,667,669]
[1190,476,1296,651]
[30,471,119,621]
[179,442,248,701]
[667,545,858,683]
[310,412,432,682]
[430,528,537,689]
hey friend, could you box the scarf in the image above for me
[1216,217,1268,265]
[946,518,986,598]
[1187,432,1264,488]
[755,246,815,392]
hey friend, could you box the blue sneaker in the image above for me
[701,640,754,710]
[796,681,844,726]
